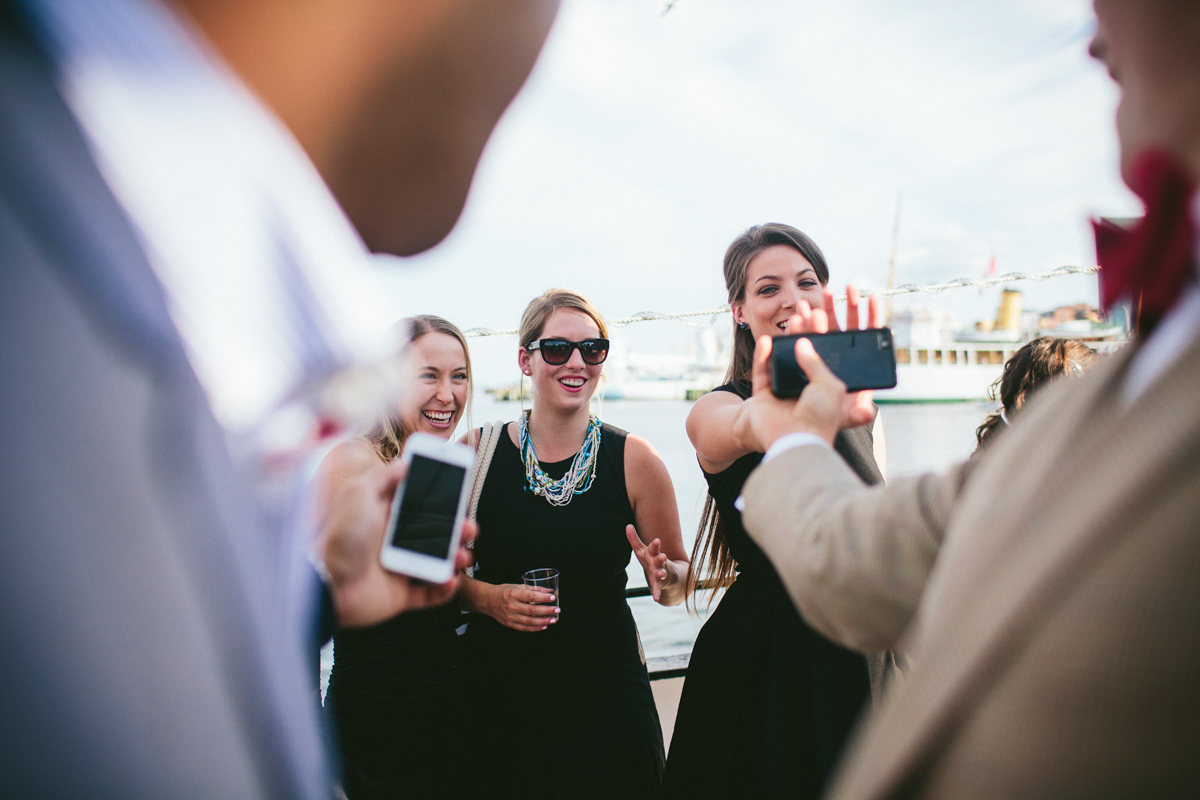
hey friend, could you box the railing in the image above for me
[626,578,726,681]
[645,653,690,680]
[462,265,1103,339]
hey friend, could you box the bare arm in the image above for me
[313,438,383,519]
[686,390,757,474]
[624,434,690,606]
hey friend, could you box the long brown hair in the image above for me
[687,223,830,610]
[975,337,1095,450]
[367,315,474,462]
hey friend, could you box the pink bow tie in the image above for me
[1092,150,1197,334]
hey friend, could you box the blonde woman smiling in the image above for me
[320,315,473,800]
[459,289,688,798]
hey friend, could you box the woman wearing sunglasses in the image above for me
[661,224,882,800]
[459,289,689,798]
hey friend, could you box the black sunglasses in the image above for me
[526,338,610,366]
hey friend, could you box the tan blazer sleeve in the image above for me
[741,444,974,652]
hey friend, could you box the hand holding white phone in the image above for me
[380,432,476,584]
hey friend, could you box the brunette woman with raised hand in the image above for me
[319,315,473,800]
[661,224,883,800]
[459,289,688,799]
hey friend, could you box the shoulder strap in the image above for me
[467,421,503,521]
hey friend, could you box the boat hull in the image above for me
[877,362,1003,403]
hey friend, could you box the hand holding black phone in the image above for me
[770,327,898,398]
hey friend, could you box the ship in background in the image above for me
[883,289,1127,402]
[600,327,728,401]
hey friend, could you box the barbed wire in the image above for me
[461,264,1100,338]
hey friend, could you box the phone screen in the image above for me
[389,454,467,559]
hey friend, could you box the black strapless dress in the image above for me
[460,421,664,799]
[661,382,880,800]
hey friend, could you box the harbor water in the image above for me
[320,395,992,696]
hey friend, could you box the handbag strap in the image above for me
[467,421,503,521]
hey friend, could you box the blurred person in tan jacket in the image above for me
[734,1,1200,797]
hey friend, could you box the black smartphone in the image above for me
[770,328,897,398]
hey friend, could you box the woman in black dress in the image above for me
[459,289,689,799]
[319,315,473,799]
[661,224,885,800]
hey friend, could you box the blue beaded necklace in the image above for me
[518,410,601,506]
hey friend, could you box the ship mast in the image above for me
[885,191,901,326]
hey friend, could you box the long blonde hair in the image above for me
[367,315,473,462]
[687,224,830,610]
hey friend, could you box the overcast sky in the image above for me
[374,0,1136,389]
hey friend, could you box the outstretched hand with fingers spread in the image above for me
[782,285,885,430]
[627,524,672,603]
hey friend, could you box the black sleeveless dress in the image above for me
[460,421,665,799]
[661,382,880,800]
[322,601,464,799]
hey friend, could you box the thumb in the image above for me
[750,335,774,396]
[794,338,842,390]
[625,524,644,551]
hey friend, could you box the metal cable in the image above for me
[461,264,1100,338]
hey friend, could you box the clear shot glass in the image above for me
[522,568,560,622]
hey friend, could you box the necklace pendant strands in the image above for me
[519,410,601,507]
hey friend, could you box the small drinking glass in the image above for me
[522,568,560,621]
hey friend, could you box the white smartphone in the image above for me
[379,432,476,584]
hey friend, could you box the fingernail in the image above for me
[541,626,547,630]
[549,618,557,624]
[549,595,556,601]
[554,608,561,614]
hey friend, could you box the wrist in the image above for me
[791,412,838,444]
[460,575,487,615]
[657,561,687,605]
[480,581,502,619]
[665,559,684,588]
[761,420,821,452]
